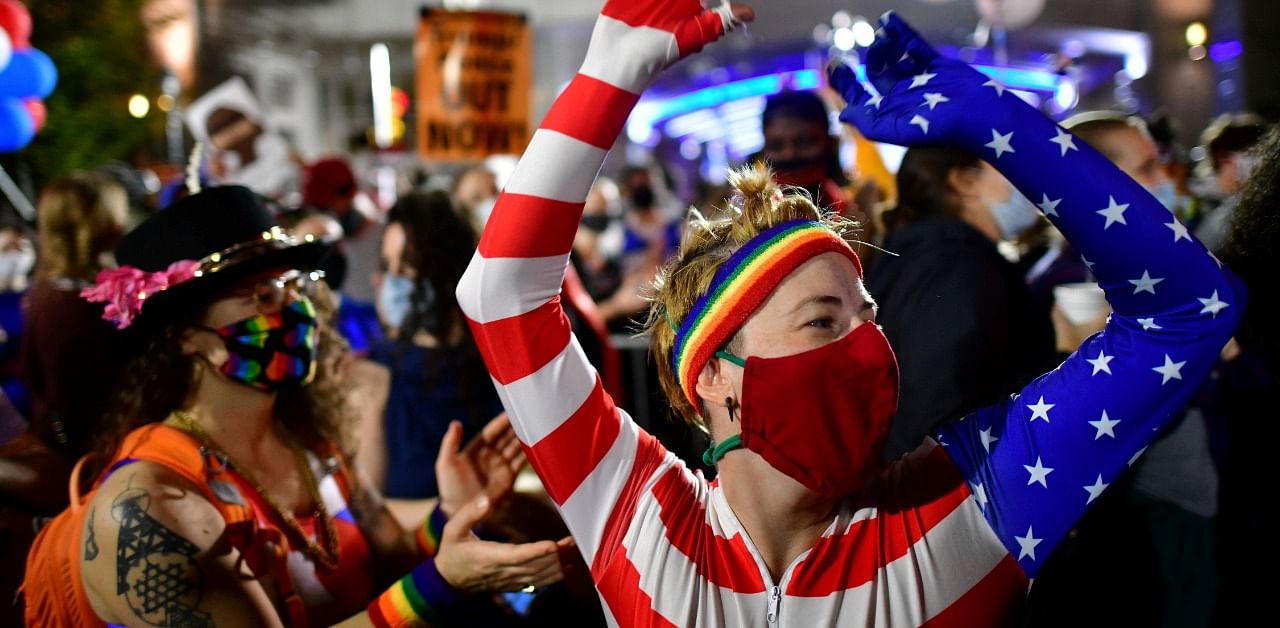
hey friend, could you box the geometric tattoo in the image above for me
[85,507,100,561]
[111,486,213,627]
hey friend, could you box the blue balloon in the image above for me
[0,48,57,99]
[0,97,35,152]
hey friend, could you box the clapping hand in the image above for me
[433,413,577,593]
[435,413,524,518]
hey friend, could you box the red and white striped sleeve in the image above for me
[456,0,739,568]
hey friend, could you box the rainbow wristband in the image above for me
[415,504,448,558]
[367,559,461,628]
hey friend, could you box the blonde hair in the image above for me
[643,164,856,429]
[36,172,128,283]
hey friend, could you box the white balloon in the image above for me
[0,28,11,72]
[975,0,1047,30]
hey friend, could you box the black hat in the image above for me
[96,185,333,330]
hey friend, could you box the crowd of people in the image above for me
[0,0,1275,626]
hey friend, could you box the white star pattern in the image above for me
[1088,410,1120,439]
[909,114,931,134]
[922,92,950,110]
[1087,350,1114,376]
[1049,127,1078,157]
[1137,317,1162,331]
[985,129,1016,159]
[983,79,1006,96]
[1127,270,1165,295]
[1015,526,1043,561]
[866,93,884,109]
[1081,255,1096,272]
[1166,220,1191,243]
[1083,475,1109,504]
[970,482,989,508]
[1027,397,1054,423]
[1038,194,1062,217]
[1198,290,1229,317]
[909,72,937,88]
[1152,354,1186,384]
[980,426,1000,452]
[1096,196,1130,229]
[1024,457,1054,488]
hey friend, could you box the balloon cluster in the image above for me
[0,0,57,153]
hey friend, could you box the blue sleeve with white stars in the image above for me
[829,13,1246,578]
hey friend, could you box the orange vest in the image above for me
[22,423,352,627]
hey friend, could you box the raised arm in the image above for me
[828,14,1244,578]
[456,0,750,568]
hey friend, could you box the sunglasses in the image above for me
[228,269,326,314]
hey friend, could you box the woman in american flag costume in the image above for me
[456,1,1244,626]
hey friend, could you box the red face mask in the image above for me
[715,323,900,497]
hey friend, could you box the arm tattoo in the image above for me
[84,506,100,561]
[111,485,213,627]
[346,462,386,527]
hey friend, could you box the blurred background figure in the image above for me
[451,164,499,233]
[364,190,503,519]
[1028,111,1225,628]
[301,157,382,305]
[867,147,1055,460]
[0,221,34,417]
[1,172,127,625]
[1210,126,1280,627]
[1190,113,1269,252]
[572,176,625,303]
[595,165,681,328]
[300,157,384,355]
[756,90,851,211]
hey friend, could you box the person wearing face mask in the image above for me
[458,4,1242,625]
[866,146,1056,459]
[1,174,127,626]
[753,90,888,269]
[598,166,683,328]
[367,191,505,506]
[755,90,849,206]
[1190,114,1268,253]
[1024,111,1237,627]
[21,186,574,627]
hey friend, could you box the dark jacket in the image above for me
[866,215,1056,460]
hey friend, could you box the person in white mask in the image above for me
[1189,113,1268,252]
[1065,112,1181,213]
[1037,110,1230,626]
[866,146,1057,459]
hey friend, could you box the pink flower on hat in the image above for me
[80,259,200,329]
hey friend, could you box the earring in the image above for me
[725,397,737,422]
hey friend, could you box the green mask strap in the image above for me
[702,433,744,466]
[714,350,746,368]
[663,307,679,332]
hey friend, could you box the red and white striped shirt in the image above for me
[457,3,1030,625]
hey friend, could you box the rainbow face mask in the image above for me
[204,296,318,391]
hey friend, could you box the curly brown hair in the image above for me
[91,280,355,471]
[1221,127,1280,369]
[643,164,858,430]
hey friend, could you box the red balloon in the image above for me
[0,0,31,48]
[23,98,43,131]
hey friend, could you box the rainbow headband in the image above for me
[671,220,862,408]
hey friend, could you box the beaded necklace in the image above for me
[169,410,340,569]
